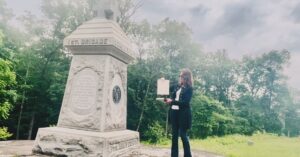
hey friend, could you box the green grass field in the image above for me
[149,133,300,157]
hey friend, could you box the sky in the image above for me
[5,0,300,90]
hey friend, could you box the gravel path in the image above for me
[0,140,223,157]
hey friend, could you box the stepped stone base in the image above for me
[32,127,140,157]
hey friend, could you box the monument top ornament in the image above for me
[94,0,120,21]
[63,0,135,63]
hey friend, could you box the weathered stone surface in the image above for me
[56,55,128,132]
[104,56,127,131]
[58,55,106,131]
[33,127,139,157]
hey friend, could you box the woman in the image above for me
[165,68,193,157]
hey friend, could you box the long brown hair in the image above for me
[180,68,193,87]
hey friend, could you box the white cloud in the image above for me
[135,0,300,89]
[5,0,42,16]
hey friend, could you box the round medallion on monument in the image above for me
[112,85,121,104]
[106,73,126,130]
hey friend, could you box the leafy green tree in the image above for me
[236,50,291,134]
[127,58,168,132]
[0,57,17,139]
[234,95,264,134]
[127,18,203,141]
[0,6,18,138]
[284,104,300,137]
[153,18,201,82]
[190,94,234,138]
[197,50,237,106]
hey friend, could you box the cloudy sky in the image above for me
[5,0,300,89]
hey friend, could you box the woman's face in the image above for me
[179,72,184,85]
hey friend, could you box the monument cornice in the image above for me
[65,45,134,64]
[63,18,135,63]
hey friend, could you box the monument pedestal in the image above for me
[33,127,139,157]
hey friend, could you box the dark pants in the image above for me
[171,111,192,157]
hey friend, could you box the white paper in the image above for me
[171,105,179,110]
[157,78,170,95]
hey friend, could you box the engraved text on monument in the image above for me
[69,68,98,115]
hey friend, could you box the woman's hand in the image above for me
[164,98,172,105]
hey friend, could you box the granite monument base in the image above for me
[33,127,140,157]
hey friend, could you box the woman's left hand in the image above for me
[164,98,172,105]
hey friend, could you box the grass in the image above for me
[145,133,300,157]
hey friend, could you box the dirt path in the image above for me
[0,140,223,157]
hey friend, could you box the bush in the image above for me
[144,121,167,144]
[190,94,235,138]
[0,127,12,140]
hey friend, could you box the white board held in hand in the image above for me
[157,77,170,96]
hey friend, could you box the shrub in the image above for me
[144,121,166,144]
[0,127,12,140]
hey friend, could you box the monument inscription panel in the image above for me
[69,68,98,115]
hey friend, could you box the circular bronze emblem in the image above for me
[112,86,121,104]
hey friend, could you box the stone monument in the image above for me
[32,0,140,156]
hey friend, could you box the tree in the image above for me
[284,104,300,137]
[118,0,143,33]
[0,57,17,139]
[197,50,237,106]
[190,94,234,138]
[236,50,291,134]
[127,18,204,141]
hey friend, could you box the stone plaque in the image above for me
[69,68,98,115]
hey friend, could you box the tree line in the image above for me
[0,0,299,142]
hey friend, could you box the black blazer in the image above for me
[170,85,193,130]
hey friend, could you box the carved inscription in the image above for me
[108,138,139,152]
[65,37,130,54]
[69,68,98,115]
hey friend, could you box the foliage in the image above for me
[0,59,16,97]
[196,50,237,107]
[127,18,201,141]
[0,127,12,140]
[0,58,16,139]
[284,103,300,137]
[235,50,292,134]
[191,94,234,138]
[144,121,167,144]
